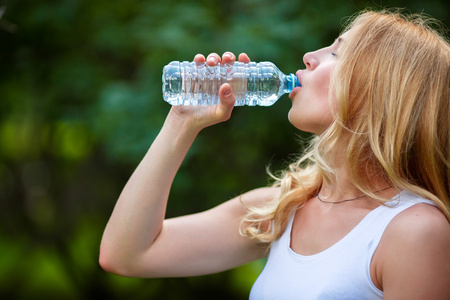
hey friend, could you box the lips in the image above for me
[289,86,301,98]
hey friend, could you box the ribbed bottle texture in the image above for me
[162,61,300,106]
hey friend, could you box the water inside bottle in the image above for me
[163,61,289,106]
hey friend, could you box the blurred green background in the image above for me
[1,0,449,299]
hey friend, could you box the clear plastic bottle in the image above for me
[162,61,300,106]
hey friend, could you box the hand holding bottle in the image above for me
[167,52,250,133]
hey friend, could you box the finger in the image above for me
[215,83,235,121]
[194,54,205,63]
[238,53,251,63]
[222,52,236,65]
[206,53,221,66]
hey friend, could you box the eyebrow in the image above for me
[335,37,344,46]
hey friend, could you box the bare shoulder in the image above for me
[388,203,450,240]
[219,186,280,222]
[238,186,280,207]
[205,186,279,215]
[198,186,280,234]
[378,202,450,299]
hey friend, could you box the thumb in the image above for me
[215,83,235,121]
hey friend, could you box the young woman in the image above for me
[100,10,450,299]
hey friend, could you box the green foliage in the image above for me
[1,0,449,298]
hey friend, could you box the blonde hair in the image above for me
[241,9,450,245]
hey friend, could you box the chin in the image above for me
[288,112,323,134]
[287,109,297,126]
[288,110,305,131]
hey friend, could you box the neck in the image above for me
[318,138,394,205]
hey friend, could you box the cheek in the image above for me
[315,69,332,97]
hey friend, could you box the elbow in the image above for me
[99,246,154,278]
[99,247,134,277]
[99,250,122,275]
[98,251,116,274]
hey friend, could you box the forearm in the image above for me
[100,109,200,270]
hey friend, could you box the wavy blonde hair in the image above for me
[241,9,450,245]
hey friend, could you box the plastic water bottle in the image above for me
[162,61,300,106]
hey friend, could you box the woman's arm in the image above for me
[99,52,272,278]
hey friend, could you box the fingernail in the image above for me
[207,56,217,64]
[223,85,232,96]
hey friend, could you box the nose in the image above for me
[303,51,319,70]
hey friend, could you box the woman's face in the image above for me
[288,32,348,135]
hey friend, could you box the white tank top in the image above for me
[249,191,435,299]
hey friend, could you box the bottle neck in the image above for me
[283,73,300,93]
